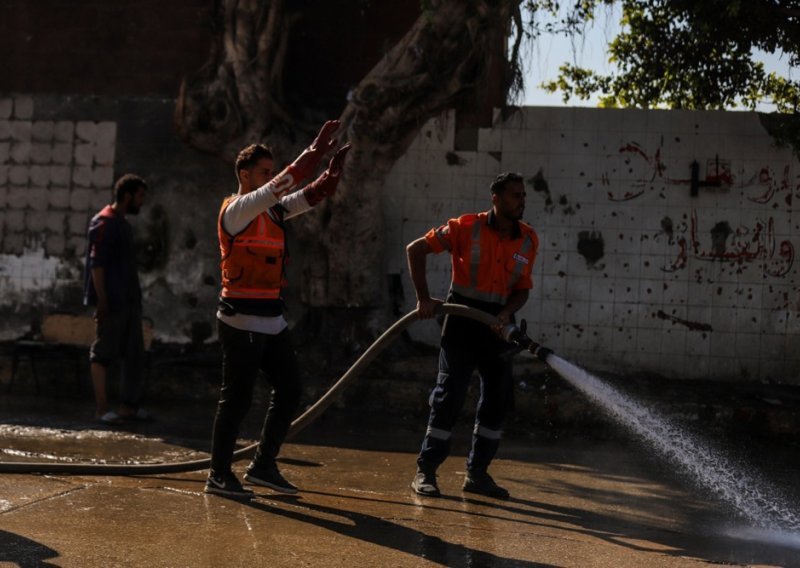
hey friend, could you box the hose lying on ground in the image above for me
[0,304,500,475]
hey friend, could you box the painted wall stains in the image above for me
[655,309,714,332]
[577,231,605,268]
[384,107,800,383]
[558,195,576,215]
[660,217,674,239]
[662,211,795,278]
[135,204,169,272]
[182,229,198,250]
[710,221,733,257]
[604,138,735,202]
[528,169,552,210]
[445,151,467,166]
[746,165,795,206]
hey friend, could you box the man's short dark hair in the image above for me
[114,174,147,202]
[490,172,524,195]
[235,144,273,179]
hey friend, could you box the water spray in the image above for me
[545,355,800,532]
[478,317,798,532]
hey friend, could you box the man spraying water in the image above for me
[406,172,552,499]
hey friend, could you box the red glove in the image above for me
[291,120,340,179]
[269,120,341,198]
[303,144,351,206]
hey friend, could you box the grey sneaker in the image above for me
[204,471,254,499]
[410,470,441,497]
[245,463,299,494]
[463,471,509,499]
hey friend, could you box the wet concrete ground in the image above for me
[1,394,799,567]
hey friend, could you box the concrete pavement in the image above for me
[1,397,799,567]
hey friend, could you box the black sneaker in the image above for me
[462,471,509,499]
[410,469,440,497]
[245,463,298,494]
[204,471,254,499]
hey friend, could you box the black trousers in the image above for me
[210,320,302,474]
[417,315,514,474]
[89,305,145,407]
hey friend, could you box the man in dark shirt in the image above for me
[83,174,148,424]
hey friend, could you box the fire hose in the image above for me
[0,303,548,475]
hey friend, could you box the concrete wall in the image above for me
[2,94,798,383]
[384,108,800,383]
[0,94,230,343]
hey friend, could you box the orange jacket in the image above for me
[218,196,286,301]
[425,211,538,305]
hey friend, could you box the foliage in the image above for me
[759,112,800,159]
[537,0,800,111]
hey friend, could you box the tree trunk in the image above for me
[303,1,514,311]
[174,0,300,158]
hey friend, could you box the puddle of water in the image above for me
[547,355,800,531]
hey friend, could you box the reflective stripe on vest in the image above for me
[468,219,482,288]
[433,226,450,250]
[507,233,534,289]
[450,216,532,305]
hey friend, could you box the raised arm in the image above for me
[222,121,342,233]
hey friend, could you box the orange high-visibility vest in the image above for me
[218,196,286,301]
[425,211,538,305]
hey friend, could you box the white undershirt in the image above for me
[217,181,313,335]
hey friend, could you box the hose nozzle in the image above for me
[499,319,553,362]
[500,323,524,344]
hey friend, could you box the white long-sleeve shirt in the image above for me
[220,181,312,235]
[217,181,313,335]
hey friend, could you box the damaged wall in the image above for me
[384,108,800,383]
[0,94,230,343]
[1,94,798,383]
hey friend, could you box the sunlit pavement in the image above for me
[1,396,799,567]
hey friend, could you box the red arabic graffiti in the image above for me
[605,142,690,202]
[604,141,733,202]
[662,210,794,277]
[744,165,798,206]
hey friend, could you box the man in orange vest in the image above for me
[407,172,549,499]
[205,121,350,499]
